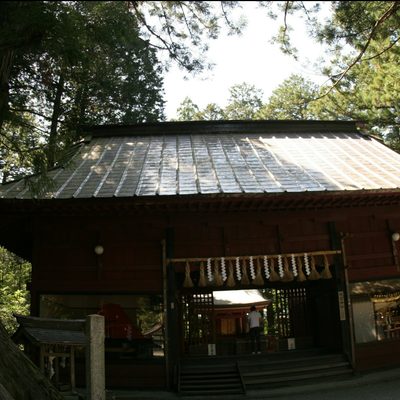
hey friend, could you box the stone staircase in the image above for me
[178,358,245,396]
[239,349,354,390]
[178,348,354,396]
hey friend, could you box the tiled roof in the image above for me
[1,120,400,200]
[12,314,86,346]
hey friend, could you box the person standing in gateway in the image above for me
[248,305,262,354]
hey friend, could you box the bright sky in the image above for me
[162,1,331,120]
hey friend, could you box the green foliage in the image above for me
[0,247,31,334]
[304,1,400,145]
[266,1,322,59]
[263,288,278,336]
[315,1,400,51]
[200,103,226,121]
[176,82,264,121]
[175,97,202,121]
[175,97,226,121]
[265,1,400,144]
[224,83,264,120]
[0,1,250,193]
[136,295,164,333]
[132,1,245,75]
[1,1,166,190]
[176,77,323,123]
[257,74,320,120]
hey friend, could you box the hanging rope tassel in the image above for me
[226,260,236,287]
[304,253,311,277]
[198,261,207,287]
[252,258,265,285]
[206,258,213,283]
[183,261,194,288]
[235,257,242,282]
[278,255,284,278]
[212,259,223,286]
[308,255,321,280]
[264,256,270,280]
[221,257,227,282]
[249,256,256,281]
[296,256,307,282]
[241,258,250,285]
[291,254,298,278]
[320,255,333,279]
[282,256,294,282]
[269,258,280,282]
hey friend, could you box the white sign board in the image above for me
[338,291,346,321]
[288,338,295,350]
[208,344,216,356]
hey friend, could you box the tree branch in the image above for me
[320,1,400,99]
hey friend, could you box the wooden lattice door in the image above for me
[276,288,310,339]
[182,292,215,356]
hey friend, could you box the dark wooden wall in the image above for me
[31,216,165,297]
[355,340,400,371]
[30,209,400,296]
[27,204,400,382]
[335,214,400,280]
[171,213,333,275]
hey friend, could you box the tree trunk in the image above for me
[0,48,14,131]
[0,321,65,400]
[48,73,65,168]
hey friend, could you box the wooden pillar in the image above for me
[329,222,352,361]
[70,346,76,394]
[166,227,179,390]
[162,239,170,391]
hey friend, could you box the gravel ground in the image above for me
[64,366,400,400]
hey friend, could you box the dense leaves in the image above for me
[174,76,323,121]
[175,82,264,120]
[269,1,400,144]
[0,1,250,186]
[0,247,31,334]
[257,75,320,120]
[1,1,166,184]
[130,1,245,74]
[174,1,400,149]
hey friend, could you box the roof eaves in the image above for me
[82,120,362,138]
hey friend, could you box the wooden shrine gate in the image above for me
[276,288,309,338]
[167,250,342,356]
[182,292,216,357]
[273,287,313,349]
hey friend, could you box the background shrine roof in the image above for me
[12,314,86,346]
[2,120,400,200]
[213,289,270,309]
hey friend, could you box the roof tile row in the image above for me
[1,129,400,200]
